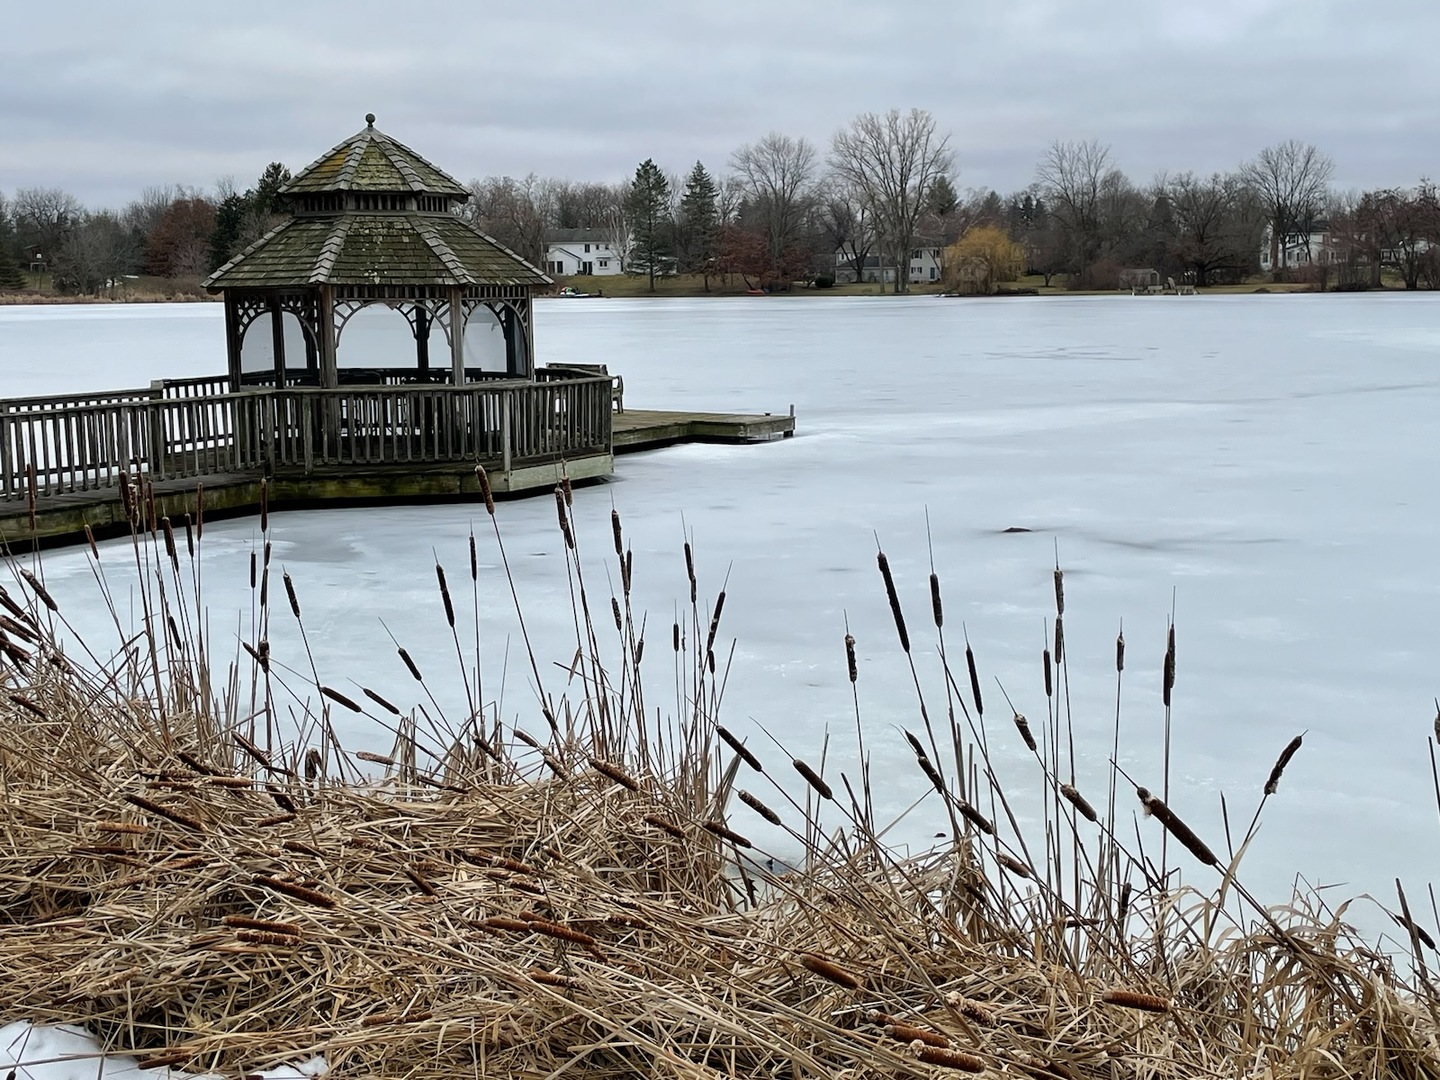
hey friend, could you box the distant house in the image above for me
[1259,222,1340,272]
[544,229,624,277]
[835,246,943,284]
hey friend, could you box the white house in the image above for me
[1259,223,1339,272]
[544,229,625,277]
[836,246,943,284]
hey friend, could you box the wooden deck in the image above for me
[613,408,795,452]
[0,378,796,550]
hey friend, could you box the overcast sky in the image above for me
[4,0,1437,208]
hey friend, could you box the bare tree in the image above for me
[1167,172,1264,285]
[729,132,820,279]
[1240,140,1333,280]
[816,179,874,283]
[52,212,137,296]
[13,187,84,262]
[461,174,555,264]
[1034,139,1111,281]
[829,109,954,293]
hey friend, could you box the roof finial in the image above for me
[365,113,376,127]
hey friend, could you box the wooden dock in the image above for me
[1,377,795,550]
[613,408,795,453]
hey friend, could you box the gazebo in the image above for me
[204,114,552,390]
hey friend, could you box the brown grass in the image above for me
[0,484,1436,1079]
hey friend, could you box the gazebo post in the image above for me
[449,287,465,386]
[224,294,242,391]
[317,285,338,389]
[268,295,286,387]
[415,303,431,376]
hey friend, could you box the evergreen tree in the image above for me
[676,161,719,289]
[624,159,672,293]
[0,196,24,289]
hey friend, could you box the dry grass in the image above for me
[0,476,1438,1078]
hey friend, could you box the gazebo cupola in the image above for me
[204,114,552,390]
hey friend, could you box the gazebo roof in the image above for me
[283,115,469,197]
[202,116,551,292]
[204,214,550,289]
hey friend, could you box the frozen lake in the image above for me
[3,295,1439,923]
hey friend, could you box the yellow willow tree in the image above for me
[944,225,1024,294]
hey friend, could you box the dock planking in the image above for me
[613,409,795,453]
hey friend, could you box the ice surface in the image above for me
[0,1021,325,1080]
[3,294,1439,923]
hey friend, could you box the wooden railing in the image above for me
[0,375,613,501]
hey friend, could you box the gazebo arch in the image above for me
[203,114,551,390]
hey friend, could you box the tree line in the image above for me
[3,113,1438,296]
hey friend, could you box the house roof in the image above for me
[282,115,469,198]
[204,213,551,290]
[546,229,612,246]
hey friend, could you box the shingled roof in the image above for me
[283,114,469,197]
[203,117,550,291]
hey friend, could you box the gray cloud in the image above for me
[3,0,1436,207]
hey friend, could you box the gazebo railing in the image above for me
[1,377,613,501]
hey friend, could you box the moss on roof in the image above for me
[283,119,469,197]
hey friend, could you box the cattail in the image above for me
[1116,630,1125,673]
[589,757,641,792]
[611,509,624,556]
[1012,712,1037,753]
[8,694,45,719]
[258,477,268,532]
[1136,787,1218,867]
[355,751,394,767]
[84,523,99,560]
[798,952,862,990]
[403,866,436,896]
[1053,616,1064,666]
[224,915,301,937]
[554,488,574,548]
[1263,733,1303,796]
[122,794,205,833]
[914,750,945,796]
[965,642,983,716]
[1042,648,1053,697]
[716,726,763,771]
[268,787,298,813]
[18,569,56,612]
[561,473,573,506]
[702,820,752,848]
[958,802,994,835]
[0,587,26,621]
[643,814,686,840]
[529,968,580,988]
[491,856,539,876]
[739,789,782,825]
[397,646,423,681]
[207,776,257,789]
[910,1044,986,1072]
[792,758,833,800]
[160,516,178,565]
[623,549,633,593]
[632,636,643,666]
[1053,567,1065,615]
[435,563,455,628]
[283,572,301,619]
[672,622,680,652]
[97,820,148,835]
[1060,783,1098,822]
[474,465,496,515]
[304,748,323,781]
[362,687,400,715]
[233,930,300,947]
[1162,624,1176,706]
[1117,880,1132,928]
[997,852,1031,878]
[876,551,910,653]
[844,633,858,683]
[183,513,194,557]
[320,686,362,712]
[684,541,696,603]
[249,551,257,590]
[1101,989,1171,1013]
[930,572,943,628]
[943,992,994,1025]
[705,590,726,657]
[611,596,622,632]
[119,471,136,521]
[241,640,269,673]
[1391,909,1438,951]
[468,531,478,581]
[1,616,38,644]
[528,919,599,949]
[253,875,338,909]
[259,566,269,610]
[886,1024,948,1048]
